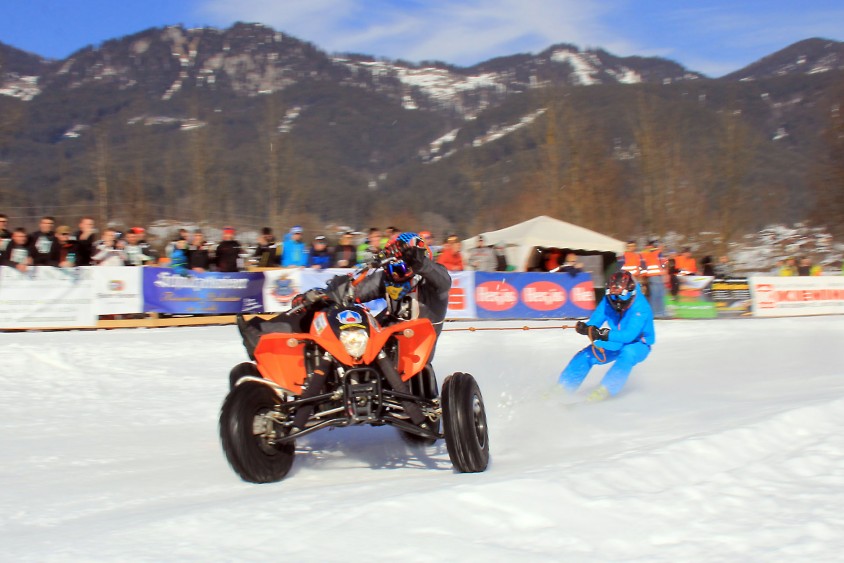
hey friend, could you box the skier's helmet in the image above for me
[606,270,637,312]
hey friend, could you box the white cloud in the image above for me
[195,0,635,65]
[194,0,844,75]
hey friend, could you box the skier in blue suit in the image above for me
[558,270,655,401]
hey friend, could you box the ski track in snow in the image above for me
[1,317,843,561]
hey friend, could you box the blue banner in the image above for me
[474,272,596,318]
[143,268,264,314]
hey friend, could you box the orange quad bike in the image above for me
[219,269,489,483]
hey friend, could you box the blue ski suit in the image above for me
[558,284,655,396]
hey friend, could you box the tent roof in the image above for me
[468,215,625,253]
[463,216,625,271]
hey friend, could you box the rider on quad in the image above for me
[237,232,452,431]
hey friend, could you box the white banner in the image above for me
[261,268,305,312]
[750,276,844,317]
[91,267,143,315]
[0,266,96,328]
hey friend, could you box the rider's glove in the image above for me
[402,246,426,270]
[384,239,406,258]
[587,326,609,341]
[291,288,326,309]
[575,320,588,335]
[303,288,327,305]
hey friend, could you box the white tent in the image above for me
[463,215,626,272]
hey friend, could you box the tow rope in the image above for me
[442,324,575,332]
[441,323,608,363]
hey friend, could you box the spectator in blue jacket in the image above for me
[281,226,308,267]
[558,270,655,401]
[307,235,333,269]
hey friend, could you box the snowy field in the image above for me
[1,316,843,562]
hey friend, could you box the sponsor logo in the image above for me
[571,281,596,310]
[448,279,466,309]
[271,276,297,304]
[521,281,566,311]
[475,281,518,311]
[754,283,776,309]
[337,310,363,325]
[313,313,328,336]
[108,280,124,292]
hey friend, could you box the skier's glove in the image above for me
[575,321,588,335]
[587,326,609,341]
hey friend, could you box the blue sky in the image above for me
[2,0,844,77]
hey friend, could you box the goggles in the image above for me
[387,260,413,282]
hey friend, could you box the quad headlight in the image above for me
[339,328,369,358]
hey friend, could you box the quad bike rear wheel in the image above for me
[400,365,440,447]
[442,372,489,473]
[219,381,294,483]
[229,362,260,390]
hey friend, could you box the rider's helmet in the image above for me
[606,270,637,313]
[392,232,433,260]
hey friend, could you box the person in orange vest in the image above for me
[619,240,644,280]
[640,239,666,318]
[674,247,698,276]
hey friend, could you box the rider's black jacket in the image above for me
[353,254,452,336]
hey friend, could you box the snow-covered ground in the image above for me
[1,317,843,561]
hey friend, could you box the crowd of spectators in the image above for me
[0,214,514,274]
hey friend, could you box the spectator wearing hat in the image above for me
[0,227,32,271]
[215,227,242,272]
[121,227,155,266]
[253,227,280,267]
[29,215,60,266]
[436,234,464,271]
[282,226,308,267]
[165,228,189,262]
[307,235,333,270]
[466,235,497,271]
[56,225,79,268]
[333,231,357,268]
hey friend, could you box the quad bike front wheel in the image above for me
[219,381,294,483]
[442,372,489,473]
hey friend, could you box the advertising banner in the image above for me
[665,276,717,319]
[143,267,264,314]
[446,271,477,319]
[750,276,844,317]
[0,266,96,328]
[711,278,752,317]
[474,272,595,319]
[91,267,143,315]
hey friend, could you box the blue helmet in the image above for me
[607,271,636,312]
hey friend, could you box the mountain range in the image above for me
[1,23,843,243]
